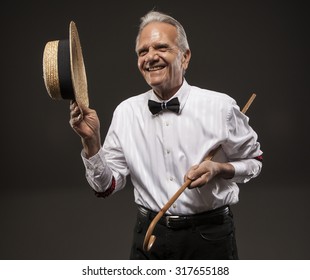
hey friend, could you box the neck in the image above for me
[153,80,183,101]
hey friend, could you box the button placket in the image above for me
[161,114,179,210]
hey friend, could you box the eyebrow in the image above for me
[137,43,171,54]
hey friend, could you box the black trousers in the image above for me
[129,205,239,260]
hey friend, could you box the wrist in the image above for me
[218,162,235,179]
[82,136,101,158]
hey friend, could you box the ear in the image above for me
[181,49,191,71]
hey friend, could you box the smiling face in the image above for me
[136,22,191,100]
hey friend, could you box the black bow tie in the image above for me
[148,97,180,115]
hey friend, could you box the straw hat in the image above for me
[43,21,89,107]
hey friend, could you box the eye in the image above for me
[138,48,148,57]
[157,44,169,52]
[158,47,168,52]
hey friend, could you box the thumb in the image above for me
[77,103,96,119]
[185,164,199,181]
[77,102,90,113]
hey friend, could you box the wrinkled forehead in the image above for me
[137,22,178,48]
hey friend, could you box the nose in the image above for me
[145,48,159,63]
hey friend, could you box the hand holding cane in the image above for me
[143,93,257,252]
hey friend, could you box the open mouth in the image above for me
[146,65,165,72]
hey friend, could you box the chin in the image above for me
[146,75,167,86]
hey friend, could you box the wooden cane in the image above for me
[143,93,257,252]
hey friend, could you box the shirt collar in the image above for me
[148,79,191,114]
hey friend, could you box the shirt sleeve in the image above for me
[229,158,262,183]
[223,99,263,183]
[81,105,130,195]
[81,148,114,193]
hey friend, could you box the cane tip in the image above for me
[147,235,156,252]
[143,235,156,252]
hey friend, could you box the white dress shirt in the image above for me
[82,80,262,215]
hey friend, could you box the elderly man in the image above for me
[70,10,263,259]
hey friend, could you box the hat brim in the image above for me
[69,21,89,107]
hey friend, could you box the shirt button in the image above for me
[169,177,174,181]
[166,150,170,154]
[173,204,176,208]
[165,122,169,126]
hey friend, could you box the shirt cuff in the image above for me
[81,148,113,192]
[229,159,262,183]
[81,148,106,170]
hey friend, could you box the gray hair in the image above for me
[135,11,190,53]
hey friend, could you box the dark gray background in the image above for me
[1,0,309,259]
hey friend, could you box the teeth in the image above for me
[148,66,164,71]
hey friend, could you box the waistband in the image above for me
[137,205,230,229]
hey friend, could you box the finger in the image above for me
[70,100,78,110]
[188,173,209,189]
[70,113,83,128]
[78,103,94,116]
[188,179,204,189]
[70,104,78,116]
[186,164,199,180]
[70,105,82,119]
